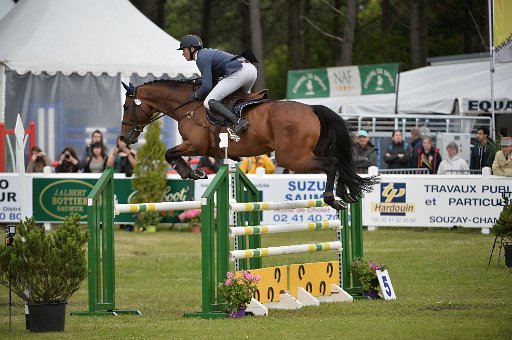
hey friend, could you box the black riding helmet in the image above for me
[177,35,203,50]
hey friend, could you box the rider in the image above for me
[178,34,257,136]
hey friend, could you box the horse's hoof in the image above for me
[330,199,347,210]
[342,193,358,203]
[323,192,347,210]
[191,169,208,180]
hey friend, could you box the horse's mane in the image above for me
[142,78,202,87]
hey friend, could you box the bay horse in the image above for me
[120,80,379,210]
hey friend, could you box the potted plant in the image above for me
[493,203,512,267]
[217,271,259,318]
[350,257,386,299]
[0,213,88,332]
[178,208,202,233]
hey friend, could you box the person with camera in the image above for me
[106,136,137,176]
[26,146,52,173]
[55,147,83,173]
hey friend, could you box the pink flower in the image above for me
[225,279,232,286]
[226,272,235,279]
[178,209,201,222]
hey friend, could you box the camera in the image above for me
[65,154,70,159]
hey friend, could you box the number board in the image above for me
[376,270,396,300]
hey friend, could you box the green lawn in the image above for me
[0,227,510,339]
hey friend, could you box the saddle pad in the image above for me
[206,98,269,126]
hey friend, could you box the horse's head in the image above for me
[120,82,153,145]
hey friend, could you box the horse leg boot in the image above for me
[208,99,250,135]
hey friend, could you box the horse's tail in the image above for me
[311,105,379,199]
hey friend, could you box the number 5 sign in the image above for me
[376,270,396,300]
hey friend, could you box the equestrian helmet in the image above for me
[177,35,203,50]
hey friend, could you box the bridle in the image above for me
[121,85,202,134]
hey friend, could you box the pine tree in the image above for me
[132,120,168,228]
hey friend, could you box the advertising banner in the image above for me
[0,174,28,223]
[363,175,510,227]
[32,175,193,223]
[286,63,399,99]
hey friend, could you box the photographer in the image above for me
[26,146,51,173]
[106,136,136,176]
[55,147,83,173]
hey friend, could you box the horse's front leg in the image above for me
[165,144,207,180]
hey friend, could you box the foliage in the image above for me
[493,203,512,237]
[350,257,386,291]
[217,271,259,314]
[132,119,168,227]
[177,209,201,224]
[0,214,88,304]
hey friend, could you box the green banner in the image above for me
[32,178,193,223]
[286,63,399,99]
[286,68,329,99]
[359,63,399,95]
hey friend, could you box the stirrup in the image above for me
[227,128,241,142]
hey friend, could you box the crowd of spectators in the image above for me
[350,125,510,177]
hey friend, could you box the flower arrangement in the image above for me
[350,257,386,291]
[217,270,259,316]
[178,208,201,224]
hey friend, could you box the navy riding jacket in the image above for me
[194,48,244,99]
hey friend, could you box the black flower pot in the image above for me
[505,244,512,268]
[27,301,67,332]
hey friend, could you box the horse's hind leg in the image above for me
[336,179,358,203]
[322,159,347,210]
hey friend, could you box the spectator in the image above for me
[412,136,442,174]
[492,137,512,176]
[106,136,137,176]
[409,127,422,150]
[239,154,275,174]
[470,126,496,171]
[352,130,377,174]
[197,156,221,174]
[83,141,108,173]
[438,141,469,174]
[26,146,51,173]
[82,130,107,167]
[383,130,411,169]
[55,147,82,173]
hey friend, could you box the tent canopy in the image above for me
[0,0,14,20]
[293,60,512,116]
[0,0,198,77]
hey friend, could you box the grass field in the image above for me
[0,226,511,339]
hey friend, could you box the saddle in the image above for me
[206,89,269,126]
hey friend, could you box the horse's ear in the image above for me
[122,81,133,96]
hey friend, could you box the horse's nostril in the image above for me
[119,135,125,143]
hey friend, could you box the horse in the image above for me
[120,79,379,210]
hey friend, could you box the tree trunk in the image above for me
[381,0,392,32]
[339,0,357,66]
[200,0,213,47]
[129,0,165,28]
[288,0,301,70]
[302,0,311,67]
[409,0,428,68]
[332,0,343,64]
[249,0,266,90]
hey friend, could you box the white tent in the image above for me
[0,0,198,163]
[0,0,14,20]
[294,60,512,116]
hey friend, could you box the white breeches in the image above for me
[204,61,258,109]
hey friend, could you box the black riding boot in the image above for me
[208,99,250,135]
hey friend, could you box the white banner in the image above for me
[195,173,508,229]
[0,174,32,223]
